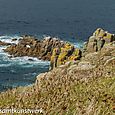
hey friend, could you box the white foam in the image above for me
[0,46,10,57]
[0,48,50,68]
[73,41,84,48]
[26,45,31,48]
[0,36,7,39]
[0,46,5,53]
[43,36,51,40]
[24,72,37,77]
[0,35,22,44]
[43,35,60,41]
[8,56,50,67]
[0,63,12,67]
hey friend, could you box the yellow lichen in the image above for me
[94,28,101,36]
[50,43,81,68]
[103,33,113,39]
[73,48,80,56]
[98,29,105,38]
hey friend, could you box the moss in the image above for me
[56,44,73,66]
[69,48,81,60]
[58,53,67,61]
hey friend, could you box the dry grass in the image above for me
[0,47,115,114]
[0,65,114,115]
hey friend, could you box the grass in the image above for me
[0,47,114,114]
[0,73,115,115]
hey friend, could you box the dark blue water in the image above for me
[0,36,50,91]
[0,0,115,91]
[0,0,115,39]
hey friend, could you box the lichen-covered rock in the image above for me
[86,41,97,53]
[50,48,60,69]
[50,43,81,69]
[96,38,105,50]
[83,28,115,54]
[4,35,82,70]
[82,41,115,66]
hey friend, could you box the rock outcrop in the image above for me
[36,31,115,88]
[83,28,115,54]
[3,28,115,70]
[50,28,115,70]
[79,28,115,71]
[4,36,65,61]
[4,35,82,69]
[50,43,81,69]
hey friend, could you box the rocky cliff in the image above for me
[0,28,115,115]
[36,28,115,86]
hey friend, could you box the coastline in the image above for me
[0,28,115,114]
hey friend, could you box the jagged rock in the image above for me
[82,41,115,67]
[4,36,82,70]
[4,36,65,61]
[50,48,60,69]
[96,38,105,50]
[83,28,115,54]
[86,40,97,53]
[3,28,115,71]
[93,28,115,43]
[50,43,82,69]
[100,42,115,56]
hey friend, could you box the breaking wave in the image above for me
[0,34,84,91]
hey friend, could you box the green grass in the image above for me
[0,75,115,115]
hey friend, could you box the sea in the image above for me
[0,0,115,91]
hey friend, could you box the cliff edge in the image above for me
[0,28,115,115]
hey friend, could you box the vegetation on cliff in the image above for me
[0,28,115,115]
[0,64,114,114]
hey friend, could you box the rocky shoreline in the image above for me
[0,28,115,114]
[36,28,115,83]
[1,28,114,70]
[1,35,82,70]
[3,36,65,61]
